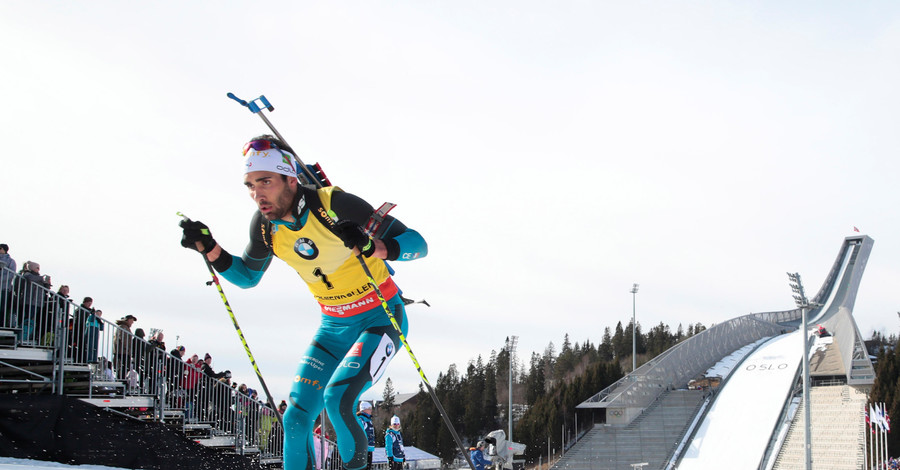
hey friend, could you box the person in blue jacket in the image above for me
[356,401,376,470]
[385,416,405,470]
[470,440,492,470]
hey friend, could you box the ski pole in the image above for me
[177,211,283,429]
[227,92,477,470]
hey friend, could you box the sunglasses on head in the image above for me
[242,140,279,156]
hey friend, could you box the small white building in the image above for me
[372,446,441,470]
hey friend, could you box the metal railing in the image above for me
[578,313,787,412]
[0,265,299,464]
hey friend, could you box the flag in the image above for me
[853,226,860,232]
[866,406,871,428]
[876,403,887,432]
[870,404,876,431]
[885,408,891,433]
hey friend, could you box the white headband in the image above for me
[244,148,298,177]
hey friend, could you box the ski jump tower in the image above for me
[577,235,875,426]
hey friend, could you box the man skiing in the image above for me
[179,135,427,470]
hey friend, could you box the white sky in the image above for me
[2,2,899,403]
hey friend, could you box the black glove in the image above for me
[180,219,217,254]
[334,220,375,257]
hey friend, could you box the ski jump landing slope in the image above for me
[678,235,873,469]
[677,332,801,470]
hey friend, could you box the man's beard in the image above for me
[262,186,298,221]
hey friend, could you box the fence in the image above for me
[0,264,299,464]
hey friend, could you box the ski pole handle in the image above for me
[176,211,209,252]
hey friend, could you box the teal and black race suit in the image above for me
[211,186,426,470]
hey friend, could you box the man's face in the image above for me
[244,171,297,221]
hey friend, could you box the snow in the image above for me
[704,337,772,379]
[0,458,131,470]
[679,332,803,469]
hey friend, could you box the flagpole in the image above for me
[883,402,888,468]
[875,405,880,470]
[870,418,874,470]
[880,402,885,470]
[865,409,869,470]
[881,403,886,470]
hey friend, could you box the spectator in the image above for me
[235,383,253,442]
[356,401,376,470]
[0,244,16,326]
[42,285,69,346]
[313,424,330,470]
[145,331,168,394]
[162,344,186,400]
[149,331,166,351]
[470,440,492,470]
[214,373,235,430]
[125,365,140,392]
[71,297,94,361]
[170,345,186,360]
[199,353,229,424]
[84,309,104,363]
[113,315,137,378]
[385,416,406,470]
[182,353,203,422]
[16,261,49,343]
[201,353,228,380]
[100,358,115,381]
[259,399,282,453]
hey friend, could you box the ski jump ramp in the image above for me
[576,235,875,469]
[677,332,802,468]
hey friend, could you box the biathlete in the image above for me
[179,135,427,470]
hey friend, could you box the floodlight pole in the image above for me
[631,284,639,372]
[788,272,818,470]
[508,335,518,443]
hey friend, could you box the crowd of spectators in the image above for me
[0,242,281,417]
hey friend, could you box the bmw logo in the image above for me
[385,343,394,356]
[294,238,319,260]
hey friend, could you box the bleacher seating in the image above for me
[771,385,867,470]
[552,389,706,470]
[0,264,291,467]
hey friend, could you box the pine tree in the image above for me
[612,321,627,361]
[381,377,396,412]
[557,334,574,376]
[525,352,546,405]
[598,327,613,361]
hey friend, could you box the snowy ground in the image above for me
[680,332,803,470]
[0,458,131,470]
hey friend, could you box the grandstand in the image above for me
[0,263,345,469]
[567,235,876,470]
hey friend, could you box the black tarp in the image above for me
[0,395,264,469]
